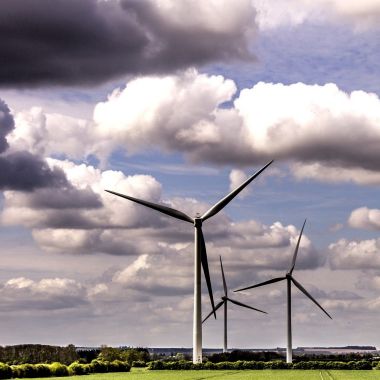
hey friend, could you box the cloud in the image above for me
[0,151,70,191]
[252,0,380,30]
[323,296,380,313]
[92,73,380,180]
[8,107,94,159]
[356,275,380,291]
[292,163,380,185]
[113,254,150,283]
[9,72,380,186]
[0,0,256,87]
[0,98,85,191]
[348,207,380,230]
[1,157,323,274]
[93,69,239,162]
[112,254,193,296]
[0,277,87,310]
[1,158,164,231]
[0,99,15,152]
[229,169,250,198]
[329,238,380,270]
[108,219,321,297]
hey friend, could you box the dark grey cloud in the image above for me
[26,187,102,210]
[0,151,69,191]
[0,99,14,152]
[0,0,255,87]
[0,99,103,203]
[0,98,72,190]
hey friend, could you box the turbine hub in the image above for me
[194,217,202,227]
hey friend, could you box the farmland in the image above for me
[30,369,380,380]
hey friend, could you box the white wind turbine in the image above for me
[203,255,267,353]
[106,160,273,363]
[234,220,332,363]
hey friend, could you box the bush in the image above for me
[176,361,193,370]
[264,360,289,369]
[0,363,11,380]
[68,362,90,375]
[49,362,69,377]
[214,362,228,370]
[203,362,216,370]
[18,364,38,378]
[351,360,372,370]
[108,360,130,372]
[207,350,282,363]
[11,366,21,378]
[34,364,51,377]
[10,363,51,378]
[90,360,108,373]
[132,360,146,368]
[148,361,165,370]
[241,361,265,370]
[147,358,377,371]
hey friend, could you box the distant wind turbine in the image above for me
[203,255,267,353]
[106,160,273,363]
[234,220,332,363]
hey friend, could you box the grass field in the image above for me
[30,368,380,380]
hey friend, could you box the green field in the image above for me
[30,369,380,380]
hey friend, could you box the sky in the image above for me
[1,0,380,350]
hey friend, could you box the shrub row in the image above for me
[0,360,130,379]
[148,359,373,371]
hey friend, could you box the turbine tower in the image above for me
[234,220,332,363]
[203,255,267,353]
[106,160,273,363]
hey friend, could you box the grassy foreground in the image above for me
[30,368,380,380]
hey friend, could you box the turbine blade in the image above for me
[226,297,267,314]
[105,190,193,223]
[234,276,286,292]
[199,228,216,319]
[289,219,307,274]
[220,255,228,296]
[201,160,273,221]
[202,300,225,323]
[291,277,332,319]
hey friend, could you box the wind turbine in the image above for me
[234,220,332,363]
[105,160,273,363]
[203,255,267,353]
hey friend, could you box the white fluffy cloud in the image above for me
[8,72,380,185]
[93,74,380,181]
[329,238,380,270]
[348,207,380,230]
[229,169,250,198]
[8,108,94,159]
[93,69,238,160]
[252,0,380,30]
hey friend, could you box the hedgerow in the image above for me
[148,359,373,370]
[0,363,12,379]
[0,359,130,379]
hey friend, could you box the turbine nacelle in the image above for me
[193,217,202,227]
